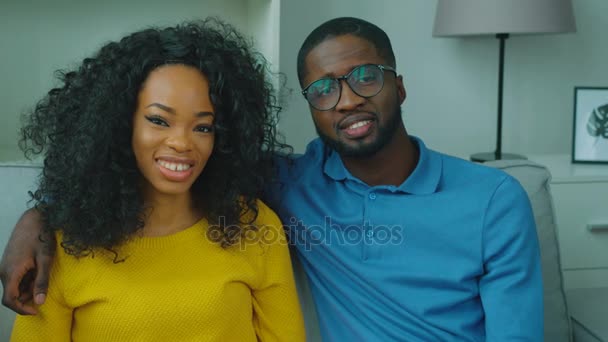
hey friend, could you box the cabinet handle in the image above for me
[587,222,608,232]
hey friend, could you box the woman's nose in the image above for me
[165,128,192,153]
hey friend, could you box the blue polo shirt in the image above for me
[265,137,543,341]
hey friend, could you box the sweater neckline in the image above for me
[127,218,210,249]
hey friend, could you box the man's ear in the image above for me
[396,75,406,105]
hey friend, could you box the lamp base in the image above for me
[470,152,527,163]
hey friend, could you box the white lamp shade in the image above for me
[433,0,576,36]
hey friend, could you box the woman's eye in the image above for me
[145,115,169,127]
[195,125,214,133]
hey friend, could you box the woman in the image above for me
[11,18,305,341]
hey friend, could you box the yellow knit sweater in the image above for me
[11,201,305,341]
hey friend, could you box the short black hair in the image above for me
[297,17,396,86]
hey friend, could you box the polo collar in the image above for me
[323,136,442,195]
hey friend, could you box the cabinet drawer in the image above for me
[551,182,608,269]
[563,269,608,289]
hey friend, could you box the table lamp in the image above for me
[433,0,576,162]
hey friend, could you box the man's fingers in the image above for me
[0,208,49,314]
[18,268,36,303]
[33,254,52,305]
[14,295,39,315]
[1,267,38,315]
[33,265,50,305]
[32,228,55,305]
[4,297,38,315]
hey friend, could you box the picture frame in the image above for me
[572,86,608,164]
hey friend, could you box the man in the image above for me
[2,17,543,341]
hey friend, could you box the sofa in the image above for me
[0,160,572,341]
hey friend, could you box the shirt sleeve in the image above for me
[479,176,544,341]
[11,236,73,341]
[251,202,306,342]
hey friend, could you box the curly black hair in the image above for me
[20,18,290,256]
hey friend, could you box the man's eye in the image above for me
[355,73,377,84]
[310,80,337,97]
[313,87,332,97]
[145,115,169,127]
[352,67,378,84]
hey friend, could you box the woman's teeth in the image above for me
[157,160,192,171]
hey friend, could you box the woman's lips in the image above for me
[156,158,194,182]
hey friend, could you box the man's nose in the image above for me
[334,80,365,112]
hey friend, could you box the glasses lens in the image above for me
[305,78,340,110]
[347,65,383,98]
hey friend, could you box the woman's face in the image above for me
[132,64,215,200]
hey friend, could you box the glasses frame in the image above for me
[301,64,397,111]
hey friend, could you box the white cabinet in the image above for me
[530,155,608,289]
[567,288,608,342]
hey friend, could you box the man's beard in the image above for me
[315,106,402,158]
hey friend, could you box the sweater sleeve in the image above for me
[251,202,306,342]
[11,235,73,341]
[479,176,544,341]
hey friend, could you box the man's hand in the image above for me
[0,208,55,315]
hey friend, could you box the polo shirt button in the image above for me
[368,192,377,200]
[367,230,374,238]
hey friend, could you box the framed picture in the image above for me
[572,87,608,164]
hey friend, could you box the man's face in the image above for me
[302,34,406,158]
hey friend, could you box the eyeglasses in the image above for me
[301,64,397,111]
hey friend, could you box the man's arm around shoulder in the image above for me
[0,208,54,315]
